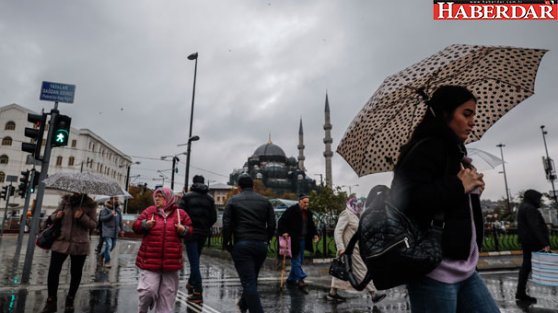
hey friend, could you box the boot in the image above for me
[65,295,75,311]
[40,297,57,313]
[186,283,194,295]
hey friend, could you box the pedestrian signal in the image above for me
[51,114,72,147]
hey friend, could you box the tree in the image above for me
[309,186,348,215]
[126,185,154,214]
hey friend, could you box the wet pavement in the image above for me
[0,234,556,313]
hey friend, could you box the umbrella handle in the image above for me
[177,209,181,225]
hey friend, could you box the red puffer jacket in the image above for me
[133,204,192,271]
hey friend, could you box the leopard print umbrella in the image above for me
[337,44,547,177]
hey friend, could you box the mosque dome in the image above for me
[252,142,286,158]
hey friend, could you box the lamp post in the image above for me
[180,135,200,192]
[124,161,140,214]
[185,51,199,192]
[496,144,511,214]
[541,125,558,205]
[161,153,187,191]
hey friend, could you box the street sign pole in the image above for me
[21,103,58,284]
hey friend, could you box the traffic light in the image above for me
[22,113,47,159]
[0,186,7,200]
[18,170,30,198]
[51,114,72,147]
[31,171,40,193]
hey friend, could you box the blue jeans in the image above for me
[185,236,206,292]
[102,237,116,263]
[407,272,500,313]
[231,240,268,313]
[287,239,307,282]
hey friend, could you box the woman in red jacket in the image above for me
[133,187,192,313]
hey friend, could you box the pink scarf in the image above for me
[153,187,176,212]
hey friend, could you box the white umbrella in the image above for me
[94,190,133,203]
[466,147,504,170]
[43,172,126,196]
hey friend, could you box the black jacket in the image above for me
[391,131,484,260]
[277,203,318,257]
[517,191,549,250]
[222,188,276,249]
[179,183,217,239]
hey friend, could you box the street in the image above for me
[0,234,557,313]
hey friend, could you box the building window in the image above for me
[1,137,12,146]
[4,121,15,130]
[71,140,77,148]
[0,172,5,183]
[0,155,8,164]
[68,156,75,166]
[56,156,63,166]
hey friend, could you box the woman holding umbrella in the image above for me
[40,193,98,313]
[390,85,499,312]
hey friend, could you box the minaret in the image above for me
[323,93,333,188]
[297,118,306,171]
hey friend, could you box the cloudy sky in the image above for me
[1,0,557,202]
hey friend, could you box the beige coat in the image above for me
[332,209,376,293]
[51,195,97,256]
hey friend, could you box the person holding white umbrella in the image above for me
[40,193,98,313]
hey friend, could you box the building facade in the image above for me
[0,103,132,216]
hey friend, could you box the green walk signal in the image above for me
[51,114,72,147]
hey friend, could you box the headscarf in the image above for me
[153,187,176,211]
[346,195,363,217]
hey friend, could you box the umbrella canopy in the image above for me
[94,191,133,203]
[43,172,126,196]
[337,44,547,176]
[466,147,504,170]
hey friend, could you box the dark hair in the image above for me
[298,194,309,201]
[397,85,476,166]
[426,85,477,123]
[237,174,253,189]
[193,175,204,184]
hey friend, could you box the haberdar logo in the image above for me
[434,1,558,20]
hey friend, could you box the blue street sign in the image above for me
[40,81,76,103]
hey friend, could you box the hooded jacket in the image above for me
[390,125,484,260]
[179,183,217,239]
[99,202,123,238]
[517,189,549,250]
[51,194,98,256]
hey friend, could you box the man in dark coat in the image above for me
[516,189,550,303]
[277,194,319,293]
[178,175,217,303]
[222,174,276,313]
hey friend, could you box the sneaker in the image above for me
[104,261,112,268]
[187,292,203,304]
[326,293,347,303]
[515,294,537,303]
[371,292,387,303]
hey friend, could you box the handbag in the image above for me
[328,254,349,280]
[36,220,61,250]
[344,190,444,290]
[344,138,446,291]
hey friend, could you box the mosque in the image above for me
[228,94,334,196]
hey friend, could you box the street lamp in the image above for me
[496,144,511,214]
[541,125,558,205]
[161,152,187,190]
[181,135,200,191]
[123,161,140,213]
[185,51,199,192]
